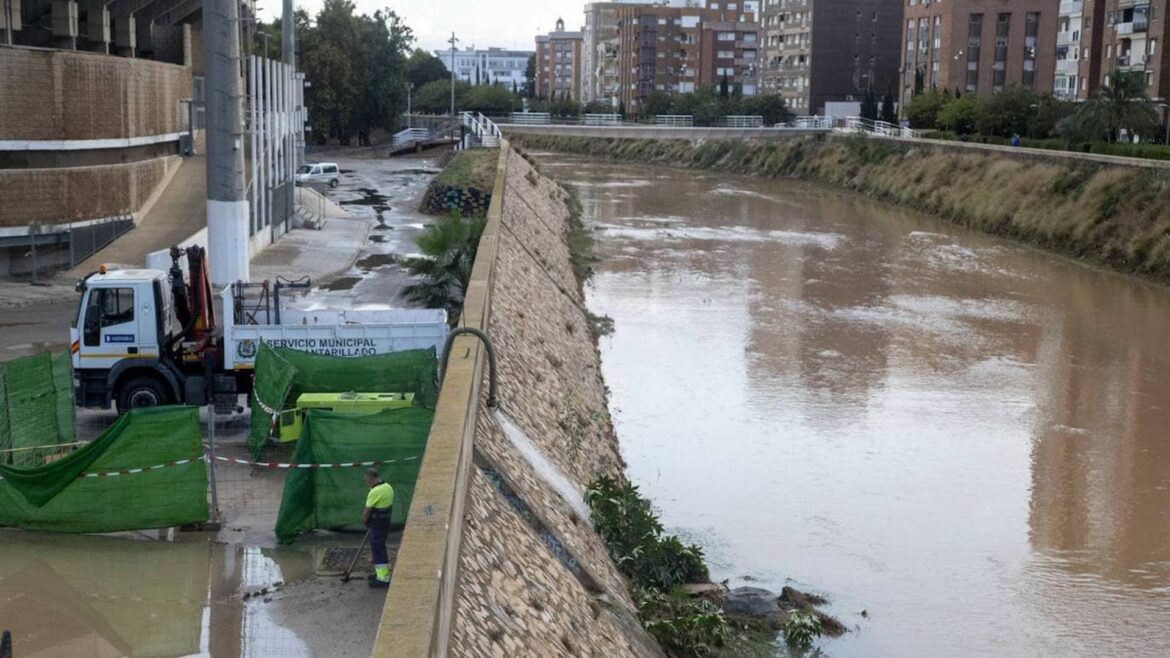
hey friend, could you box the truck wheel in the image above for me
[329,178,339,188]
[117,376,169,413]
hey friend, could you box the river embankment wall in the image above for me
[509,133,1170,284]
[374,143,662,657]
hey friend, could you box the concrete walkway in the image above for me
[67,155,209,276]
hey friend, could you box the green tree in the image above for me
[937,95,978,134]
[413,78,469,113]
[906,88,945,129]
[642,90,673,117]
[524,54,536,98]
[399,212,487,325]
[1075,71,1157,142]
[1027,94,1075,139]
[860,87,879,121]
[464,85,517,114]
[298,0,412,144]
[879,88,898,124]
[738,94,794,126]
[973,85,1038,138]
[404,49,448,88]
[913,69,925,96]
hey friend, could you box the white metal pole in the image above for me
[250,55,258,235]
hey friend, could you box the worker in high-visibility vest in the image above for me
[363,467,394,588]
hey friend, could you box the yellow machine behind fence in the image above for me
[277,392,415,442]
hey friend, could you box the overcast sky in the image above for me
[261,0,585,53]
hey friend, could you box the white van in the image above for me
[295,162,341,188]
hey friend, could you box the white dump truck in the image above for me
[71,246,447,412]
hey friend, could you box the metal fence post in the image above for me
[203,354,222,529]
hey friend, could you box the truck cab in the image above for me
[71,269,181,409]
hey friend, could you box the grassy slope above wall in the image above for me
[511,134,1170,283]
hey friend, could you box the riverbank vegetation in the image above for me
[509,133,1170,284]
[907,72,1170,160]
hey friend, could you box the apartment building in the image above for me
[1099,0,1168,99]
[1055,0,1106,99]
[761,0,903,115]
[583,2,653,105]
[536,19,584,101]
[433,47,533,89]
[612,1,760,113]
[900,0,1058,104]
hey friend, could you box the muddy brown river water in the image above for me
[539,153,1170,657]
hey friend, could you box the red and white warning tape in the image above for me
[213,455,421,469]
[0,456,206,481]
[82,456,207,478]
[0,454,420,481]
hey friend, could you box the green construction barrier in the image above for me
[274,406,433,544]
[247,343,439,458]
[0,351,76,466]
[0,406,208,533]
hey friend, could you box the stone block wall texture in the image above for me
[0,47,193,141]
[418,182,492,218]
[450,149,660,657]
[0,157,175,227]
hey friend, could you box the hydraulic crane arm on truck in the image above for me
[71,245,448,412]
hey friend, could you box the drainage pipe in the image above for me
[439,327,499,408]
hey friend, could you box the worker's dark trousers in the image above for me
[370,520,389,564]
[368,511,391,571]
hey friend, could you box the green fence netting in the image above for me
[0,351,76,466]
[274,406,434,543]
[248,343,439,458]
[0,406,208,533]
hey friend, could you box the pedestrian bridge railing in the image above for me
[842,116,919,139]
[460,112,502,148]
[509,112,550,125]
[723,115,764,128]
[391,127,430,149]
[582,113,621,126]
[790,115,835,129]
[654,115,694,127]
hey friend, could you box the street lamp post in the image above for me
[406,83,412,129]
[448,32,459,118]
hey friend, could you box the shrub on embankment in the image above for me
[509,133,1170,283]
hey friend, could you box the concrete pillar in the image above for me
[85,1,110,53]
[204,0,249,285]
[50,0,78,49]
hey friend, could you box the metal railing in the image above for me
[654,114,693,127]
[723,115,764,128]
[582,113,621,126]
[508,112,550,125]
[790,115,835,129]
[391,127,431,149]
[459,112,502,148]
[842,116,919,139]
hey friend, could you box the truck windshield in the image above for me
[297,165,311,174]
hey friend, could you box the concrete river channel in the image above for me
[536,152,1170,657]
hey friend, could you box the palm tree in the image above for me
[399,211,486,325]
[1076,71,1157,142]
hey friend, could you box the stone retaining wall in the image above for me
[0,46,194,142]
[0,157,178,227]
[447,147,657,656]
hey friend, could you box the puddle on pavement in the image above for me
[373,222,393,231]
[340,188,391,207]
[355,254,396,270]
[0,530,321,657]
[369,235,387,243]
[318,276,361,291]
